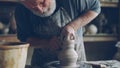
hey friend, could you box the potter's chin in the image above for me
[32,10,54,17]
[32,1,56,17]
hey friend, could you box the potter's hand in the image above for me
[60,25,75,41]
[49,36,60,51]
[43,36,60,52]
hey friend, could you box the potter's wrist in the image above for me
[66,24,76,32]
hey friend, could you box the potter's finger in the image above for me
[70,33,75,40]
[21,1,35,9]
[43,0,50,7]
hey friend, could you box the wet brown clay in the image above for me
[58,33,78,68]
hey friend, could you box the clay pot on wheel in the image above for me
[58,32,78,68]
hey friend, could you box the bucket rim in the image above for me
[0,42,29,49]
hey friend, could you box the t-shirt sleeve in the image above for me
[89,0,101,13]
[15,5,32,42]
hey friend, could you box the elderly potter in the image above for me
[15,0,101,67]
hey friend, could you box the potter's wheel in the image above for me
[44,61,92,68]
[44,61,60,68]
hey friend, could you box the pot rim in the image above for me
[0,42,29,49]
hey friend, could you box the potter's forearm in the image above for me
[67,10,99,31]
[26,37,49,48]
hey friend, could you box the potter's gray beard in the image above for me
[31,0,56,17]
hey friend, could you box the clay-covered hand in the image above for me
[43,36,60,52]
[60,25,75,41]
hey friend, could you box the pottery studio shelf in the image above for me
[0,34,118,43]
[0,34,19,42]
[100,1,119,8]
[83,34,118,42]
[0,0,18,2]
[0,0,119,7]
